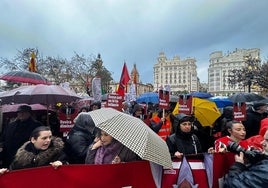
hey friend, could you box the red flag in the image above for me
[116,62,130,97]
[28,52,37,72]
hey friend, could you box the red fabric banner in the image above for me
[0,154,236,188]
[0,161,156,188]
[212,152,235,188]
[162,157,209,188]
[116,63,130,97]
[161,153,235,188]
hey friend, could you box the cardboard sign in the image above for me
[58,105,78,136]
[106,93,123,111]
[233,102,247,121]
[159,89,170,109]
[178,95,192,115]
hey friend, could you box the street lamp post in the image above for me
[247,74,252,93]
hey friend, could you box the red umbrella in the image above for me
[0,71,51,85]
[0,84,81,105]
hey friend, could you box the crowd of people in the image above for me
[1,100,268,187]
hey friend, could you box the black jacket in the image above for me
[166,132,202,157]
[224,156,268,188]
[243,107,267,138]
[0,117,43,167]
[64,113,96,164]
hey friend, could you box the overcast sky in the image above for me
[1,0,268,84]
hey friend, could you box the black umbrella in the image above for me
[228,92,265,103]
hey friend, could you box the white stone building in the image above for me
[153,52,198,94]
[208,48,260,96]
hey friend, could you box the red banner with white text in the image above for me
[0,153,236,188]
[0,161,156,188]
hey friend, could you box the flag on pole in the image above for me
[28,52,37,72]
[116,62,130,97]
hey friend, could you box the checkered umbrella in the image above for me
[88,108,172,169]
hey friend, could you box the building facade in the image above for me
[208,48,260,96]
[153,52,198,94]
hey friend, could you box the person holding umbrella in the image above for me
[85,129,140,164]
[0,105,43,168]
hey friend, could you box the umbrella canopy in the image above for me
[0,84,81,105]
[1,103,51,113]
[136,92,178,104]
[0,71,51,85]
[192,98,221,126]
[189,91,213,99]
[136,92,159,104]
[228,92,265,103]
[209,96,233,108]
[88,108,172,168]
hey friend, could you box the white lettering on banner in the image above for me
[234,112,245,119]
[163,169,177,175]
[179,108,190,111]
[108,95,123,100]
[60,120,72,124]
[60,124,74,128]
[107,103,119,107]
[163,162,205,170]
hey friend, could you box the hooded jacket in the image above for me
[64,112,96,164]
[166,114,202,156]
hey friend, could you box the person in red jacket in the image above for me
[214,120,249,153]
[246,117,268,151]
[149,109,171,141]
